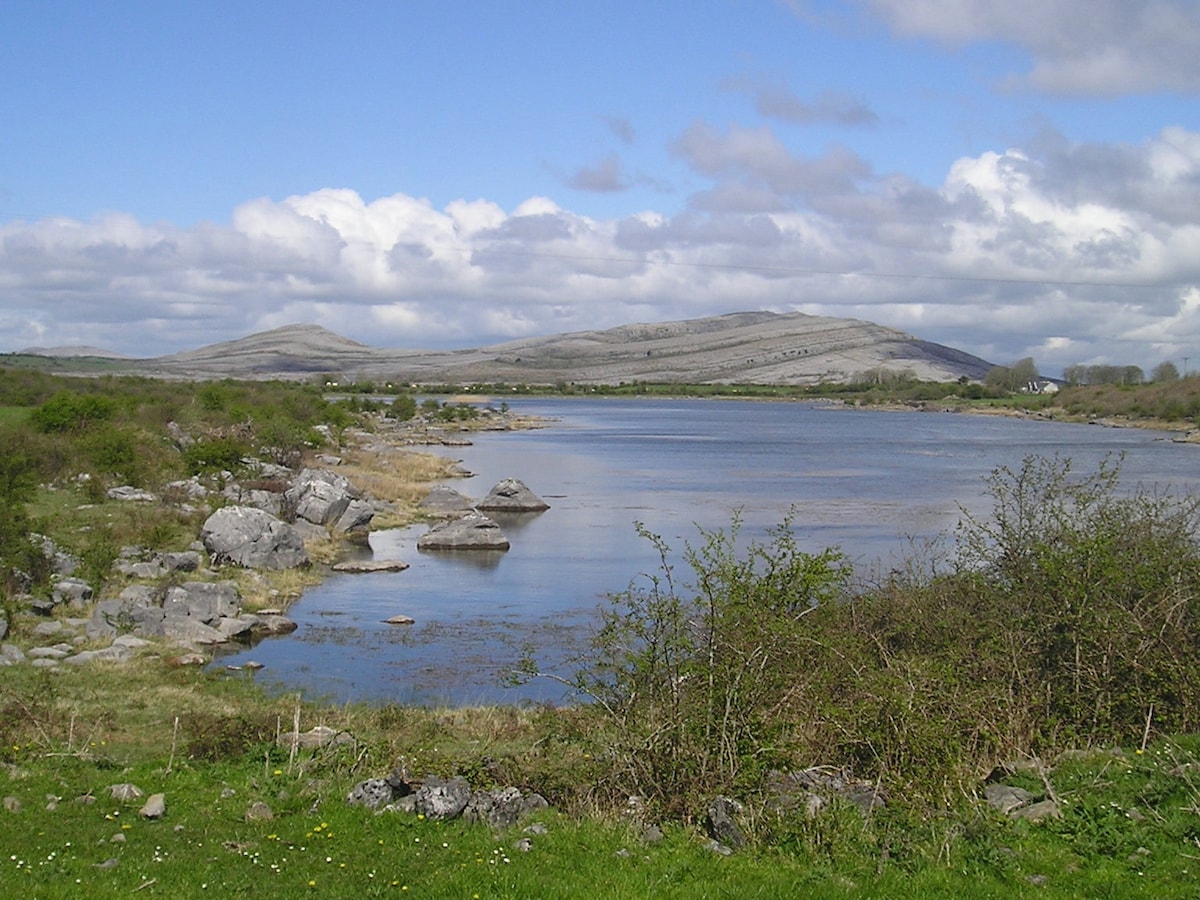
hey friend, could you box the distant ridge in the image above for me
[20,345,130,359]
[136,311,995,384]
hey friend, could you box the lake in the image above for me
[213,398,1200,707]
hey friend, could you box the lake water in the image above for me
[213,399,1200,707]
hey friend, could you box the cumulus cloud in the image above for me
[848,0,1200,95]
[1,125,1198,372]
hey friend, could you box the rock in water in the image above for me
[476,477,549,512]
[417,512,510,551]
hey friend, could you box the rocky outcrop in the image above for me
[476,477,550,512]
[201,506,310,569]
[348,766,549,829]
[416,512,510,551]
[113,549,200,579]
[84,581,296,651]
[284,468,374,534]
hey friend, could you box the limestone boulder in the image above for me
[419,485,476,517]
[202,506,309,570]
[417,512,509,551]
[475,477,549,512]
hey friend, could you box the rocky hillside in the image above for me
[131,310,993,384]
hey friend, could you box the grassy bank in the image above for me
[4,660,1200,897]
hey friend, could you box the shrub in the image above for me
[182,436,248,475]
[547,515,851,812]
[29,391,115,433]
[953,454,1200,747]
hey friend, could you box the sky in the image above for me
[1,1,1198,376]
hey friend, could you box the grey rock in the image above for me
[165,478,207,499]
[463,787,550,829]
[1,644,26,665]
[33,534,81,576]
[52,577,93,608]
[706,839,734,856]
[420,485,476,517]
[140,793,166,819]
[88,597,165,641]
[287,469,355,526]
[417,512,509,551]
[3,796,20,813]
[347,778,396,810]
[161,617,228,646]
[985,783,1034,815]
[332,559,409,573]
[1011,799,1062,822]
[160,551,200,573]
[107,486,157,502]
[413,775,473,820]
[32,621,64,638]
[110,783,144,801]
[705,797,746,851]
[334,498,375,534]
[766,767,886,816]
[243,613,298,636]
[215,617,255,640]
[476,477,550,512]
[245,801,274,822]
[166,422,194,449]
[163,582,241,623]
[202,506,310,570]
[280,725,355,751]
[28,646,70,660]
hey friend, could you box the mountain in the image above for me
[136,311,993,384]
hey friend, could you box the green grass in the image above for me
[0,405,32,426]
[3,660,1200,898]
[4,742,1199,897]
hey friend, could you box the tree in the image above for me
[1011,357,1039,389]
[1152,361,1180,383]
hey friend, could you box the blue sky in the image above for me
[2,0,1198,375]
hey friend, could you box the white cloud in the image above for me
[1,126,1198,373]
[853,0,1200,94]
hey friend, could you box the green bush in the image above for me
[183,436,248,475]
[80,423,143,484]
[549,515,851,812]
[29,390,115,433]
